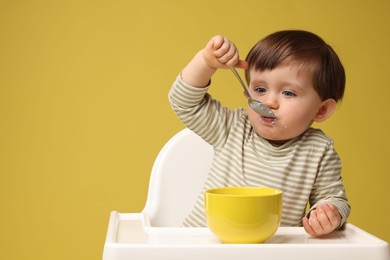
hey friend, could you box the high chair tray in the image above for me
[103,212,389,260]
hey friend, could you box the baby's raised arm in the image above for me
[181,35,248,88]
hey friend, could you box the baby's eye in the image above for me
[254,86,267,93]
[282,90,296,97]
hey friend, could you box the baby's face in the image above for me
[246,63,323,146]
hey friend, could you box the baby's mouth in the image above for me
[261,116,276,124]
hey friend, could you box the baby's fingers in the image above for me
[235,60,249,69]
[214,40,237,63]
[303,204,342,237]
[204,35,246,69]
[302,216,317,236]
[217,49,239,66]
[209,35,225,50]
[307,210,324,234]
[320,204,341,229]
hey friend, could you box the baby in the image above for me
[169,30,350,237]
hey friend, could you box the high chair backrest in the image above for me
[142,128,213,227]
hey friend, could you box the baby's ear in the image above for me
[243,91,248,98]
[314,99,337,122]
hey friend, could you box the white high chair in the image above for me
[142,128,213,227]
[103,129,390,260]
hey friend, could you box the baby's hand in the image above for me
[203,35,247,70]
[302,203,341,237]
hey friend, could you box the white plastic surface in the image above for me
[103,212,390,260]
[142,128,213,227]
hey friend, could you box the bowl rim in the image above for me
[205,186,283,197]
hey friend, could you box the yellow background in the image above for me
[1,0,389,259]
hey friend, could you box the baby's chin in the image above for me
[265,138,291,147]
[255,129,298,147]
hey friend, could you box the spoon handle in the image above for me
[231,67,251,98]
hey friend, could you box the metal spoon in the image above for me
[230,67,275,118]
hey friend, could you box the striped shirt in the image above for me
[169,75,350,227]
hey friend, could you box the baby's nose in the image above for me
[262,95,279,110]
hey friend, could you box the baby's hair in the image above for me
[245,30,345,102]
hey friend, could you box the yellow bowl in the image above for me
[204,187,282,243]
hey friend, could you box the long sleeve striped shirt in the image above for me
[169,75,350,227]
